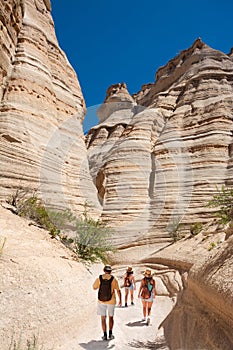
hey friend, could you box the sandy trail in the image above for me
[0,207,173,350]
[74,282,173,350]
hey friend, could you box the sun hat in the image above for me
[104,265,112,272]
[143,269,152,276]
[126,266,133,272]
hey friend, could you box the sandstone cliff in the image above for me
[0,3,233,349]
[86,39,233,246]
[0,0,100,215]
[160,232,233,350]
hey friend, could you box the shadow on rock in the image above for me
[125,320,148,327]
[127,337,169,349]
[79,339,115,349]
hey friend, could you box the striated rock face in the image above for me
[0,0,100,215]
[86,39,233,246]
[161,236,233,350]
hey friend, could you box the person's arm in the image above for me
[152,279,156,298]
[123,274,126,286]
[138,281,142,298]
[113,278,122,306]
[132,276,136,290]
[93,277,100,290]
[117,289,122,307]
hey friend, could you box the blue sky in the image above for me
[51,0,233,132]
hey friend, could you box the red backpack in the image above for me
[140,278,154,299]
[124,275,132,287]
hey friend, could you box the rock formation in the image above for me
[0,3,233,349]
[0,0,101,216]
[86,39,233,246]
[159,232,233,350]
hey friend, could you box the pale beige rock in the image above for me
[86,39,233,246]
[159,235,233,350]
[0,0,101,216]
[1,3,232,350]
[0,206,96,349]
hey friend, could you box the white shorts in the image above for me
[97,303,115,317]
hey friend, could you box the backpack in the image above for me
[140,278,154,299]
[124,276,132,287]
[98,275,114,302]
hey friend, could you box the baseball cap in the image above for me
[104,265,112,272]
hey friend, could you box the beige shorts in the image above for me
[97,303,115,317]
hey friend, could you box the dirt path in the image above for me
[0,207,173,350]
[64,280,173,350]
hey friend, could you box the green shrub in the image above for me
[190,222,203,235]
[208,241,217,251]
[7,190,115,263]
[207,185,233,224]
[7,189,59,237]
[167,216,184,242]
[73,215,115,263]
[8,334,44,350]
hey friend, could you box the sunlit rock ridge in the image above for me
[0,0,100,215]
[86,39,233,246]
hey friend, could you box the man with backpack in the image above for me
[93,265,122,340]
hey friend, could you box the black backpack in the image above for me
[98,275,114,301]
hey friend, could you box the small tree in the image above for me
[207,185,233,224]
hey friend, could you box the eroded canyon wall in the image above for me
[162,235,233,350]
[86,39,233,246]
[0,0,100,215]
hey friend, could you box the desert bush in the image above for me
[190,222,203,235]
[167,216,184,242]
[73,214,115,263]
[208,241,217,251]
[207,185,233,224]
[7,189,59,237]
[7,190,115,263]
[8,334,44,350]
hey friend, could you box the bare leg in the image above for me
[125,288,129,305]
[142,300,147,318]
[147,301,153,317]
[109,316,114,332]
[130,289,134,303]
[146,301,153,325]
[101,316,107,333]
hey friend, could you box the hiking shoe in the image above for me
[102,335,107,341]
[109,334,115,340]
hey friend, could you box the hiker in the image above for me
[123,266,136,307]
[138,269,156,325]
[93,265,122,341]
